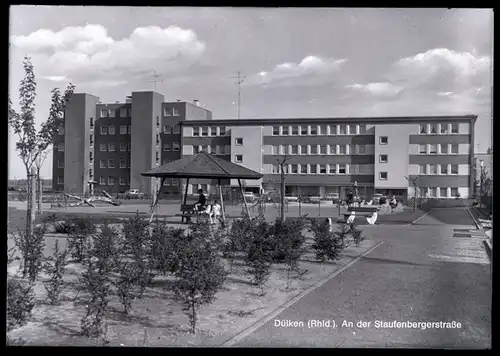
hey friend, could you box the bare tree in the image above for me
[276,148,292,223]
[9,56,75,237]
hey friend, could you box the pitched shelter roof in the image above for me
[141,151,263,180]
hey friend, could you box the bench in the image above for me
[343,206,379,225]
[176,204,197,224]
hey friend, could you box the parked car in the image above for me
[372,193,386,205]
[327,192,340,204]
[243,191,256,203]
[124,189,145,199]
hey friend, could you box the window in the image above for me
[329,165,337,174]
[359,124,366,134]
[156,151,159,162]
[310,125,317,135]
[439,143,448,154]
[108,176,115,185]
[89,152,93,162]
[120,125,127,134]
[319,125,327,135]
[272,126,280,136]
[419,164,426,175]
[291,164,298,174]
[300,165,307,174]
[272,165,279,174]
[310,164,317,174]
[300,126,308,135]
[216,145,222,155]
[173,125,181,134]
[329,125,337,135]
[310,145,318,155]
[282,126,289,135]
[108,159,115,168]
[451,123,459,134]
[108,125,115,135]
[100,144,107,152]
[224,145,231,154]
[290,145,298,155]
[90,135,94,145]
[128,125,131,134]
[100,160,106,168]
[440,123,449,134]
[339,125,346,135]
[299,145,306,155]
[100,109,108,118]
[235,137,243,145]
[379,154,388,163]
[291,126,299,135]
[429,144,437,154]
[450,164,458,175]
[429,187,437,198]
[119,176,126,185]
[120,159,126,168]
[451,187,459,197]
[356,145,365,155]
[201,127,208,137]
[271,145,278,155]
[319,145,327,155]
[120,108,127,117]
[164,143,171,151]
[338,164,346,174]
[120,142,126,151]
[319,164,327,174]
[330,145,337,155]
[173,108,180,116]
[108,142,115,152]
[57,143,64,152]
[108,109,115,118]
[419,124,426,134]
[348,124,357,135]
[156,116,160,127]
[173,142,180,151]
[379,136,388,145]
[429,164,437,175]
[219,126,226,136]
[379,172,388,180]
[164,107,172,116]
[450,144,458,154]
[339,145,346,155]
[89,169,93,178]
[90,117,94,127]
[440,165,448,175]
[235,154,243,163]
[194,145,201,154]
[440,187,448,198]
[429,123,437,134]
[100,176,106,185]
[127,142,131,151]
[419,144,426,154]
[191,126,198,136]
[101,126,108,135]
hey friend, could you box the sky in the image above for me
[9,6,493,179]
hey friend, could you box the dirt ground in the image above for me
[7,221,376,347]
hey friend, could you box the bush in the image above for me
[6,336,27,345]
[348,223,365,246]
[223,216,260,272]
[149,221,185,275]
[43,240,69,305]
[172,234,227,334]
[13,224,47,282]
[271,218,307,265]
[310,219,342,262]
[7,277,35,331]
[245,217,273,295]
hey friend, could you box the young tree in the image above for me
[43,239,69,305]
[275,149,292,223]
[9,56,75,237]
[34,148,51,215]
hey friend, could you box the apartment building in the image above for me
[52,91,212,195]
[181,115,477,199]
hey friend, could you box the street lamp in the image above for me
[480,160,484,207]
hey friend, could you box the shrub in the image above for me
[244,216,273,294]
[115,262,135,315]
[172,232,227,334]
[13,224,47,282]
[43,240,69,305]
[6,336,27,345]
[41,213,58,225]
[310,219,342,262]
[149,222,185,276]
[7,277,35,331]
[348,223,365,246]
[54,220,74,234]
[223,216,258,272]
[68,231,90,263]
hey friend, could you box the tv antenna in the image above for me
[149,70,163,92]
[230,71,246,120]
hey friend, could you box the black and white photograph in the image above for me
[7,6,493,348]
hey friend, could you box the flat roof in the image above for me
[181,114,477,126]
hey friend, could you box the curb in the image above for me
[467,207,484,232]
[483,239,492,262]
[221,240,385,347]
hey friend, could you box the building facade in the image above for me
[53,92,477,199]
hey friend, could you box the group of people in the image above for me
[344,190,399,212]
[193,189,222,224]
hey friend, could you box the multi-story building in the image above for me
[52,91,212,195]
[53,91,477,199]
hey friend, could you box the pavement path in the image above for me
[230,207,491,348]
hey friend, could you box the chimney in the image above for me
[193,100,199,106]
[177,99,181,102]
[125,96,132,104]
[115,101,120,104]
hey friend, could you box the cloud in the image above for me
[42,75,68,82]
[245,55,347,87]
[10,24,206,87]
[346,82,403,97]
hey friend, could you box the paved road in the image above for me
[232,208,491,348]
